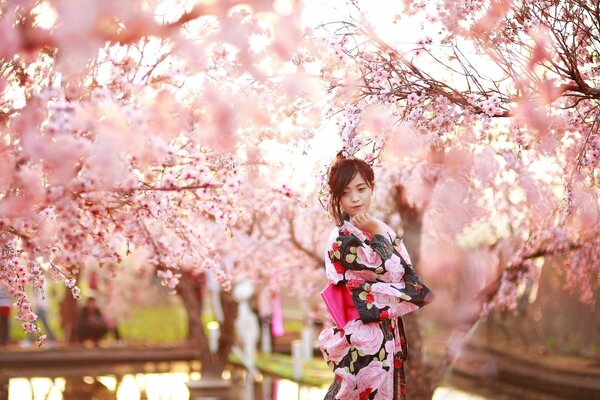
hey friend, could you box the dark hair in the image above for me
[327,151,375,226]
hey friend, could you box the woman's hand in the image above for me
[351,213,386,236]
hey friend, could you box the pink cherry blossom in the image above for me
[0,1,595,384]
[407,92,421,104]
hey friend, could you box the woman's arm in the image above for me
[331,232,434,323]
[347,277,434,323]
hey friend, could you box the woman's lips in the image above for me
[352,205,362,209]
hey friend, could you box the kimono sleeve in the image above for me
[337,237,433,323]
[331,231,434,323]
[347,279,434,323]
[401,264,434,307]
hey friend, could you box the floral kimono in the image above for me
[318,216,433,400]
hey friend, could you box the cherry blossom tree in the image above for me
[302,0,599,397]
[1,0,597,396]
[174,179,333,377]
[0,0,321,354]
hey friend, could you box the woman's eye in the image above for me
[359,188,365,192]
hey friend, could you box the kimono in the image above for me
[318,216,433,400]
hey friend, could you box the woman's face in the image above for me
[339,173,373,218]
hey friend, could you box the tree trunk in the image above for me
[59,293,79,343]
[405,313,434,399]
[59,272,80,344]
[176,274,238,379]
[395,185,435,399]
[217,290,238,365]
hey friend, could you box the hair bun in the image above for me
[335,151,346,162]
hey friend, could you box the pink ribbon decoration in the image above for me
[271,294,285,337]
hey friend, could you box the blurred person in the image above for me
[0,287,10,347]
[76,296,119,345]
[318,152,435,400]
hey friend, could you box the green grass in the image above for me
[6,286,306,345]
[7,295,189,344]
[283,319,304,333]
[118,304,188,343]
[229,352,333,387]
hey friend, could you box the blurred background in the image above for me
[0,0,598,399]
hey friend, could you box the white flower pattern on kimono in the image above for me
[356,244,382,269]
[345,320,384,355]
[334,367,358,399]
[372,292,399,309]
[374,369,394,400]
[356,360,387,396]
[318,328,351,363]
[368,282,406,308]
[382,253,405,282]
[389,301,420,318]
[385,338,396,359]
[325,256,344,284]
[346,269,378,282]
[370,282,407,295]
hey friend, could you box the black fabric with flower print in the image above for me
[330,231,433,324]
[333,232,395,273]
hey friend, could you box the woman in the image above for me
[318,153,434,400]
[76,296,120,345]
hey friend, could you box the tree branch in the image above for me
[287,216,322,264]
